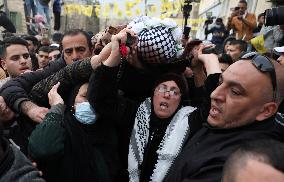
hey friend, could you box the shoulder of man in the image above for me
[0,57,67,112]
[247,12,256,17]
[272,113,284,141]
[0,139,44,181]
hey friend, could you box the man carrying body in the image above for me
[0,29,93,123]
[164,51,284,181]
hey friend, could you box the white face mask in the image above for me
[74,102,97,125]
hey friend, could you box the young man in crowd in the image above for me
[48,46,61,62]
[0,37,36,155]
[0,36,32,88]
[0,29,93,123]
[22,35,39,70]
[0,29,93,158]
[37,46,49,69]
[253,13,265,37]
[226,39,247,62]
[23,35,39,54]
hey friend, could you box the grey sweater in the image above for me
[0,142,45,182]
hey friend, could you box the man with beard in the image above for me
[227,0,257,41]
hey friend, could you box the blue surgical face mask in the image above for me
[74,102,97,125]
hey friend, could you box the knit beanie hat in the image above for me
[128,16,183,65]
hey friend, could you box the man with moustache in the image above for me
[227,0,257,41]
[0,30,93,155]
[0,29,93,123]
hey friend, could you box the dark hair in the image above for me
[48,46,60,53]
[229,39,248,52]
[216,18,223,23]
[62,29,92,51]
[258,13,265,20]
[222,36,236,53]
[223,139,284,182]
[239,0,247,5]
[38,46,49,53]
[52,32,63,43]
[219,53,233,65]
[0,36,28,58]
[22,35,38,47]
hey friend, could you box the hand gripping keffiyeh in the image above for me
[128,97,196,182]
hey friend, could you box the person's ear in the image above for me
[256,102,278,121]
[1,60,7,71]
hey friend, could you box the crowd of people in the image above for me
[23,0,63,35]
[0,0,284,181]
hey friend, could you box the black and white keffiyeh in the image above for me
[137,27,177,64]
[128,98,196,182]
[128,16,183,65]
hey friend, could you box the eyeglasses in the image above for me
[241,52,277,101]
[155,84,181,97]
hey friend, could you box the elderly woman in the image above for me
[88,27,197,181]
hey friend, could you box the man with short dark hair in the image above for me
[0,37,34,155]
[23,35,39,54]
[227,0,257,41]
[226,39,247,62]
[0,29,93,123]
[222,139,284,182]
[48,46,60,61]
[23,35,39,71]
[60,29,92,65]
[253,13,265,37]
[0,36,32,82]
[37,46,49,69]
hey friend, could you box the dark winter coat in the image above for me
[0,137,44,182]
[28,104,121,182]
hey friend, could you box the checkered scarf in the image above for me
[128,98,196,182]
[128,16,183,65]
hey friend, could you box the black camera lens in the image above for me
[265,7,284,26]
